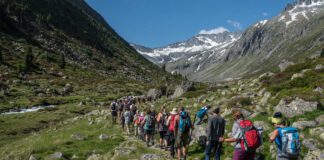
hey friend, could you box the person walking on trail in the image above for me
[220,109,261,160]
[174,107,192,160]
[117,100,124,122]
[157,107,168,149]
[166,108,178,158]
[138,112,145,140]
[110,101,118,124]
[270,112,301,160]
[194,105,211,126]
[133,110,140,138]
[124,108,131,135]
[205,108,225,160]
[142,109,155,147]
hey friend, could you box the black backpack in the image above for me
[146,115,155,129]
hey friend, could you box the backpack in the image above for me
[179,111,191,133]
[196,107,207,118]
[168,115,176,132]
[238,120,261,151]
[145,115,155,129]
[134,114,140,125]
[158,113,168,131]
[278,127,301,157]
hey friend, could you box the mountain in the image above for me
[0,0,162,82]
[132,31,241,66]
[134,0,324,82]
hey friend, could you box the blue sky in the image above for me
[86,0,295,48]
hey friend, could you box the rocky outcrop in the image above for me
[279,60,294,72]
[147,89,162,100]
[274,98,318,117]
[315,115,324,125]
[292,121,317,130]
[304,149,324,160]
[191,125,207,147]
[171,82,194,98]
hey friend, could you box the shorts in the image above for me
[159,131,167,139]
[176,132,190,148]
[144,129,154,135]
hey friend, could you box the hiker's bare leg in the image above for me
[177,147,181,160]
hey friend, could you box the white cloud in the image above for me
[227,20,242,30]
[263,12,269,16]
[199,27,229,35]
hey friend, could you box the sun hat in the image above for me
[170,108,178,115]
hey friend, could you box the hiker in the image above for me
[142,109,155,147]
[220,109,261,160]
[110,101,118,124]
[117,100,124,122]
[120,110,125,130]
[139,111,145,140]
[174,107,192,160]
[270,112,300,160]
[205,108,225,160]
[133,110,140,138]
[124,108,131,135]
[194,105,211,126]
[130,104,137,116]
[166,108,178,158]
[156,106,168,149]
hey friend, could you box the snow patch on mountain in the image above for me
[279,0,324,26]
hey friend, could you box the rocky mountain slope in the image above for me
[134,0,324,82]
[0,0,177,111]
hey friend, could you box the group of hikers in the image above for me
[110,97,301,160]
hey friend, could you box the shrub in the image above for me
[59,53,65,69]
[321,48,324,58]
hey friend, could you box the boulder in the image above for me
[303,139,318,151]
[99,134,109,140]
[147,88,162,100]
[141,154,161,160]
[253,121,271,131]
[62,83,73,95]
[71,133,85,140]
[191,125,207,147]
[114,147,135,157]
[292,121,317,130]
[259,92,271,106]
[279,60,294,72]
[171,82,194,98]
[315,115,324,125]
[87,154,102,160]
[309,127,324,136]
[313,87,323,94]
[304,149,324,160]
[258,72,274,81]
[315,64,324,71]
[48,152,66,160]
[274,98,318,117]
[29,155,37,160]
[291,73,304,80]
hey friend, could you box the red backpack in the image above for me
[239,120,261,151]
[168,115,176,132]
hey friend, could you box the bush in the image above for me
[321,48,324,58]
[59,53,65,69]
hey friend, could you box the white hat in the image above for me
[170,108,178,115]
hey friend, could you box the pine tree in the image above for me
[321,48,324,58]
[59,53,65,69]
[0,50,3,64]
[24,47,34,72]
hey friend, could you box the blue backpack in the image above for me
[179,111,191,133]
[196,107,207,118]
[277,127,301,157]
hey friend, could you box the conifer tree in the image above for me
[24,47,34,72]
[0,50,3,64]
[59,53,65,69]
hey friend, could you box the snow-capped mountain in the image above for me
[132,31,241,65]
[135,0,324,82]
